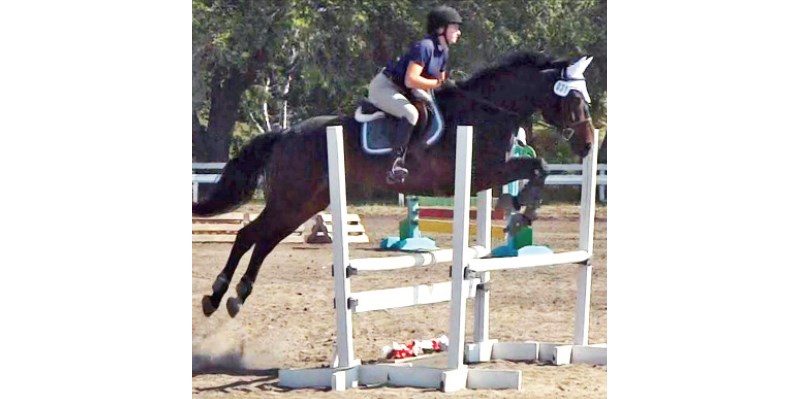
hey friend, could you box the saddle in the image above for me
[354,93,445,155]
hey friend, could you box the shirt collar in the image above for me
[427,34,445,52]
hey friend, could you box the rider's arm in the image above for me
[405,62,440,90]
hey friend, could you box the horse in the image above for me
[193,52,597,317]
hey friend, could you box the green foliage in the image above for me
[193,0,303,115]
[229,121,262,158]
[194,0,607,165]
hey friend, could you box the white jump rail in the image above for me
[464,129,607,366]
[348,246,489,272]
[278,126,521,392]
[468,250,590,272]
[350,279,481,313]
[397,163,607,206]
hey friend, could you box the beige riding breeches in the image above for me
[367,71,429,125]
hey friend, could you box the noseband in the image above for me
[557,96,592,142]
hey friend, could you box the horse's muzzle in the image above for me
[581,142,592,158]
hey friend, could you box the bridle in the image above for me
[557,94,593,142]
[442,73,593,142]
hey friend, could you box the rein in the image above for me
[445,72,591,143]
[446,85,522,118]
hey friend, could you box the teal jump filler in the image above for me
[380,196,438,251]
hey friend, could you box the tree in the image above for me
[192,0,303,161]
[193,0,607,166]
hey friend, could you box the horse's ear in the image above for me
[566,56,593,79]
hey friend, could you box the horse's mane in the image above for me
[456,51,570,91]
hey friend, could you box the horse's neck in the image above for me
[470,69,557,116]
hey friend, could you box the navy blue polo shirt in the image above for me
[385,35,448,87]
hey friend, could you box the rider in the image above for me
[368,5,463,184]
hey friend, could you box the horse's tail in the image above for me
[192,133,280,216]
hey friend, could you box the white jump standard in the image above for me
[464,128,606,366]
[278,125,606,392]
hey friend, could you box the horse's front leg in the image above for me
[503,157,548,185]
[478,157,548,223]
[475,157,548,193]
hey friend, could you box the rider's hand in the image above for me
[439,79,456,91]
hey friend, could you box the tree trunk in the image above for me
[197,69,245,162]
[598,134,607,164]
[192,48,267,162]
[192,68,253,201]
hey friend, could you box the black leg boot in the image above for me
[386,118,414,184]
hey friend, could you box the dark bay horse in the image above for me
[193,52,596,317]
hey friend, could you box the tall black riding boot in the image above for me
[386,118,415,184]
[386,148,408,184]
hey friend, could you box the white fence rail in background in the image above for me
[547,163,607,203]
[193,162,607,204]
[398,163,607,206]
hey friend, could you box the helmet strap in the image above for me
[437,28,449,47]
[438,32,449,49]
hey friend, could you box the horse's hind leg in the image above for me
[223,232,281,318]
[201,219,261,316]
[226,189,329,317]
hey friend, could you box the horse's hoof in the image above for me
[506,213,529,236]
[518,186,542,207]
[226,297,242,318]
[495,194,515,211]
[523,206,538,222]
[385,172,406,185]
[201,295,218,317]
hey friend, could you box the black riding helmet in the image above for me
[426,6,463,36]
